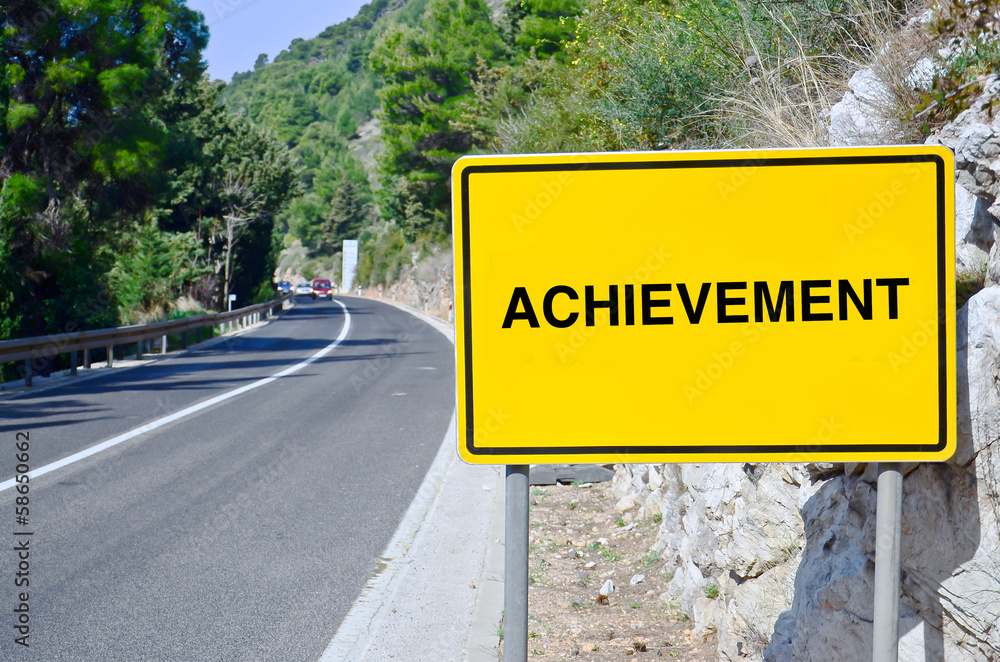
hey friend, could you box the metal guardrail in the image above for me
[0,293,292,386]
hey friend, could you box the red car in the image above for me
[311,279,333,300]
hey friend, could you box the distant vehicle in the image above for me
[311,279,333,300]
[275,280,292,293]
[294,282,313,297]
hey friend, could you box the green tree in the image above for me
[506,0,584,62]
[157,80,301,308]
[371,0,507,237]
[495,0,737,153]
[1,0,208,336]
[319,175,372,253]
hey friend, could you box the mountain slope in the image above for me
[218,0,430,255]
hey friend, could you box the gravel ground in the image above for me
[497,479,718,660]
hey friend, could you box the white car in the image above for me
[294,282,313,297]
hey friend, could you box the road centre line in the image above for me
[0,300,352,493]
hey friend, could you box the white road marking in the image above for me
[0,300,352,493]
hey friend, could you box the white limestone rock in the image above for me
[829,68,901,146]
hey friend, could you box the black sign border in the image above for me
[458,153,951,459]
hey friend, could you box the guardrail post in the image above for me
[161,335,167,354]
[181,331,187,350]
[23,359,32,387]
[70,350,78,375]
[107,345,114,368]
[136,340,143,361]
[84,348,90,369]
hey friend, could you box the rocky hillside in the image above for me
[609,68,1000,661]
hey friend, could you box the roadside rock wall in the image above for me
[361,249,454,320]
[612,84,1000,662]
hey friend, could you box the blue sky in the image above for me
[185,0,370,82]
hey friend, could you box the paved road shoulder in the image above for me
[320,298,505,661]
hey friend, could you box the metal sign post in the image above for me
[504,465,530,662]
[873,463,904,661]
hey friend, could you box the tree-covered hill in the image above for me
[218,0,431,256]
[216,0,583,284]
[1,0,300,357]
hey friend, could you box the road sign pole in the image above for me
[504,465,530,662]
[873,462,904,662]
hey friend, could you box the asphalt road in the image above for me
[0,297,456,661]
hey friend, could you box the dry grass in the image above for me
[713,0,937,148]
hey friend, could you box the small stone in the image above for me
[598,537,608,546]
[581,643,595,652]
[616,494,640,512]
[567,549,578,559]
[584,561,597,569]
[598,579,615,604]
[630,574,645,586]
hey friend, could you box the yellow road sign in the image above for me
[453,147,956,464]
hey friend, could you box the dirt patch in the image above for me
[502,479,718,659]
